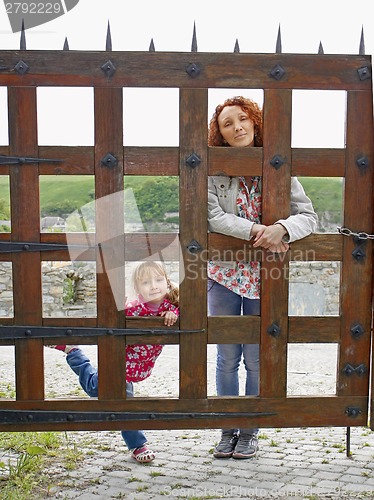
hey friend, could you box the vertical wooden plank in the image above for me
[8,86,44,400]
[372,89,374,429]
[179,88,208,399]
[371,320,374,430]
[260,89,291,398]
[94,87,126,400]
[338,90,373,398]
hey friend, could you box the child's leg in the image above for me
[120,382,148,450]
[66,348,98,397]
[67,351,154,461]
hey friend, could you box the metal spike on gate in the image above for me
[359,25,365,55]
[149,38,155,52]
[275,24,282,53]
[191,21,197,52]
[20,19,26,50]
[234,39,240,53]
[318,41,324,54]
[63,37,69,51]
[106,20,112,51]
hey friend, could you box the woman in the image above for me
[208,96,318,459]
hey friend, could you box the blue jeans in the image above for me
[66,348,147,450]
[208,279,260,434]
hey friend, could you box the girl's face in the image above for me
[136,270,168,305]
[217,105,255,147]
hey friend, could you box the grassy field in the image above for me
[0,175,343,220]
[298,177,343,214]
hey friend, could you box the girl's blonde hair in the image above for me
[132,261,179,306]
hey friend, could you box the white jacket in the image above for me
[208,176,318,243]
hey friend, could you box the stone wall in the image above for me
[0,260,340,319]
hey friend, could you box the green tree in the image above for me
[132,177,179,223]
[41,200,82,219]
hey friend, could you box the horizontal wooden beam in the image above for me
[0,396,367,431]
[0,52,370,90]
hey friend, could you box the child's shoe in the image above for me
[131,445,156,463]
[47,345,78,354]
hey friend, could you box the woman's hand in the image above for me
[160,310,178,326]
[250,223,267,237]
[252,224,290,253]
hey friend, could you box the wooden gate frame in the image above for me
[0,26,373,434]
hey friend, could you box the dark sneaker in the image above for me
[213,429,239,458]
[232,433,258,459]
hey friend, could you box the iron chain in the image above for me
[337,226,374,240]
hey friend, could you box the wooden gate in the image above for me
[0,26,373,434]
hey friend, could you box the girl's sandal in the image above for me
[132,445,156,463]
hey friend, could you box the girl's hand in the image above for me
[160,311,178,326]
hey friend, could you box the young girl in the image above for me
[50,261,179,463]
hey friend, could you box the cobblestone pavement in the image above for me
[0,344,373,499]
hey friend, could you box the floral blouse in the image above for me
[125,298,179,383]
[208,176,262,299]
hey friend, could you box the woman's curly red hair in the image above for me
[208,96,263,147]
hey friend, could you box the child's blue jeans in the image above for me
[66,348,147,450]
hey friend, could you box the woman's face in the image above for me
[217,105,255,147]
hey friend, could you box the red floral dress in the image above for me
[208,176,262,299]
[125,298,179,382]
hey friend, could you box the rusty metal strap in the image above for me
[0,155,63,165]
[0,325,205,340]
[0,410,276,424]
[0,241,91,253]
